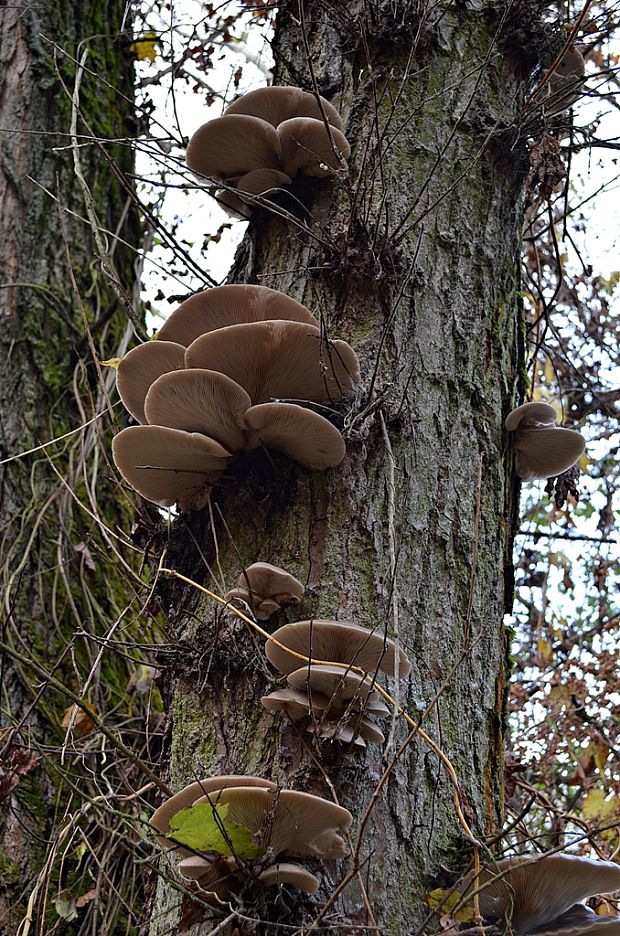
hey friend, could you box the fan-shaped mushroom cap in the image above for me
[116,341,186,424]
[157,285,319,347]
[237,168,293,195]
[257,862,319,894]
[514,427,586,481]
[471,854,620,933]
[279,117,351,178]
[245,402,346,469]
[547,47,586,114]
[185,320,360,404]
[215,188,253,220]
[287,663,382,707]
[224,86,343,132]
[112,426,231,509]
[150,775,276,840]
[223,586,282,620]
[186,114,282,180]
[505,402,558,431]
[266,619,412,678]
[144,369,251,451]
[531,904,620,936]
[238,562,304,603]
[262,687,316,720]
[313,717,385,746]
[202,786,352,859]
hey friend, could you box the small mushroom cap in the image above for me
[186,114,282,179]
[552,46,586,80]
[237,562,304,602]
[206,786,352,859]
[257,862,319,894]
[514,427,586,481]
[530,904,620,936]
[471,854,620,933]
[224,86,344,132]
[185,320,360,405]
[244,403,346,469]
[313,718,385,746]
[177,855,214,881]
[112,426,231,508]
[505,402,558,431]
[144,369,251,452]
[266,619,412,678]
[215,188,253,220]
[157,284,319,347]
[237,168,292,195]
[287,663,382,707]
[261,687,316,720]
[116,341,186,424]
[279,117,351,178]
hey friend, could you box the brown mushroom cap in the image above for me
[238,562,304,602]
[224,86,344,132]
[266,619,412,678]
[185,320,360,405]
[244,402,346,469]
[505,402,557,431]
[287,663,383,707]
[546,47,586,114]
[201,786,352,859]
[471,854,620,933]
[186,114,282,180]
[112,426,231,509]
[257,862,319,894]
[144,369,251,451]
[514,427,586,481]
[157,284,319,347]
[237,168,293,195]
[116,340,186,424]
[279,117,351,178]
[530,904,620,936]
[261,687,316,720]
[313,717,385,746]
[214,188,253,220]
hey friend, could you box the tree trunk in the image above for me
[149,2,533,934]
[0,4,140,934]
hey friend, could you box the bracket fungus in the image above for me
[112,287,359,507]
[224,562,304,620]
[505,401,585,481]
[465,853,620,934]
[546,46,586,115]
[151,776,351,898]
[186,85,350,216]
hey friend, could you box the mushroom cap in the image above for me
[224,86,344,132]
[144,369,251,452]
[261,687,317,720]
[237,168,293,195]
[266,619,412,678]
[186,114,282,180]
[201,786,352,859]
[287,663,383,708]
[472,854,620,933]
[313,717,385,746]
[150,775,276,841]
[185,320,360,405]
[215,188,253,220]
[237,562,304,602]
[244,402,346,469]
[257,862,319,894]
[514,427,585,481]
[116,341,186,424]
[505,402,557,431]
[552,46,586,80]
[224,587,283,621]
[157,284,319,347]
[112,426,231,508]
[530,904,620,936]
[279,117,351,178]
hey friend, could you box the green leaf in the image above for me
[168,803,265,859]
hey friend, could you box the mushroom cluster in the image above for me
[505,401,585,481]
[224,562,304,620]
[186,86,350,218]
[545,46,586,115]
[262,619,412,748]
[112,285,360,509]
[465,853,620,935]
[150,774,352,897]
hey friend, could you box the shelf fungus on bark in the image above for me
[463,853,620,934]
[505,401,585,481]
[186,85,350,216]
[150,776,351,899]
[262,621,410,748]
[224,561,304,620]
[545,46,587,116]
[112,287,359,507]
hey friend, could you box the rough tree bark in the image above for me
[0,4,139,934]
[149,2,536,934]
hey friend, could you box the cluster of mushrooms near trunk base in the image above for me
[186,86,350,218]
[150,774,352,898]
[112,285,360,510]
[505,401,585,481]
[262,619,412,749]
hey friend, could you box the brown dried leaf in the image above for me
[62,703,97,736]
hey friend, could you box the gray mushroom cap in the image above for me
[287,663,384,708]
[157,284,319,347]
[244,402,346,469]
[530,904,620,936]
[266,619,412,678]
[279,117,351,178]
[116,340,186,424]
[505,402,558,431]
[224,86,344,132]
[186,114,282,180]
[505,402,585,481]
[257,862,319,894]
[237,562,304,602]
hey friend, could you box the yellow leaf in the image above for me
[100,357,122,370]
[592,741,610,774]
[537,637,553,662]
[129,32,159,62]
[582,789,614,821]
[425,888,474,923]
[578,452,591,473]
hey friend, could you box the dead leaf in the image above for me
[0,746,39,803]
[75,888,97,908]
[62,703,97,736]
[74,541,96,571]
